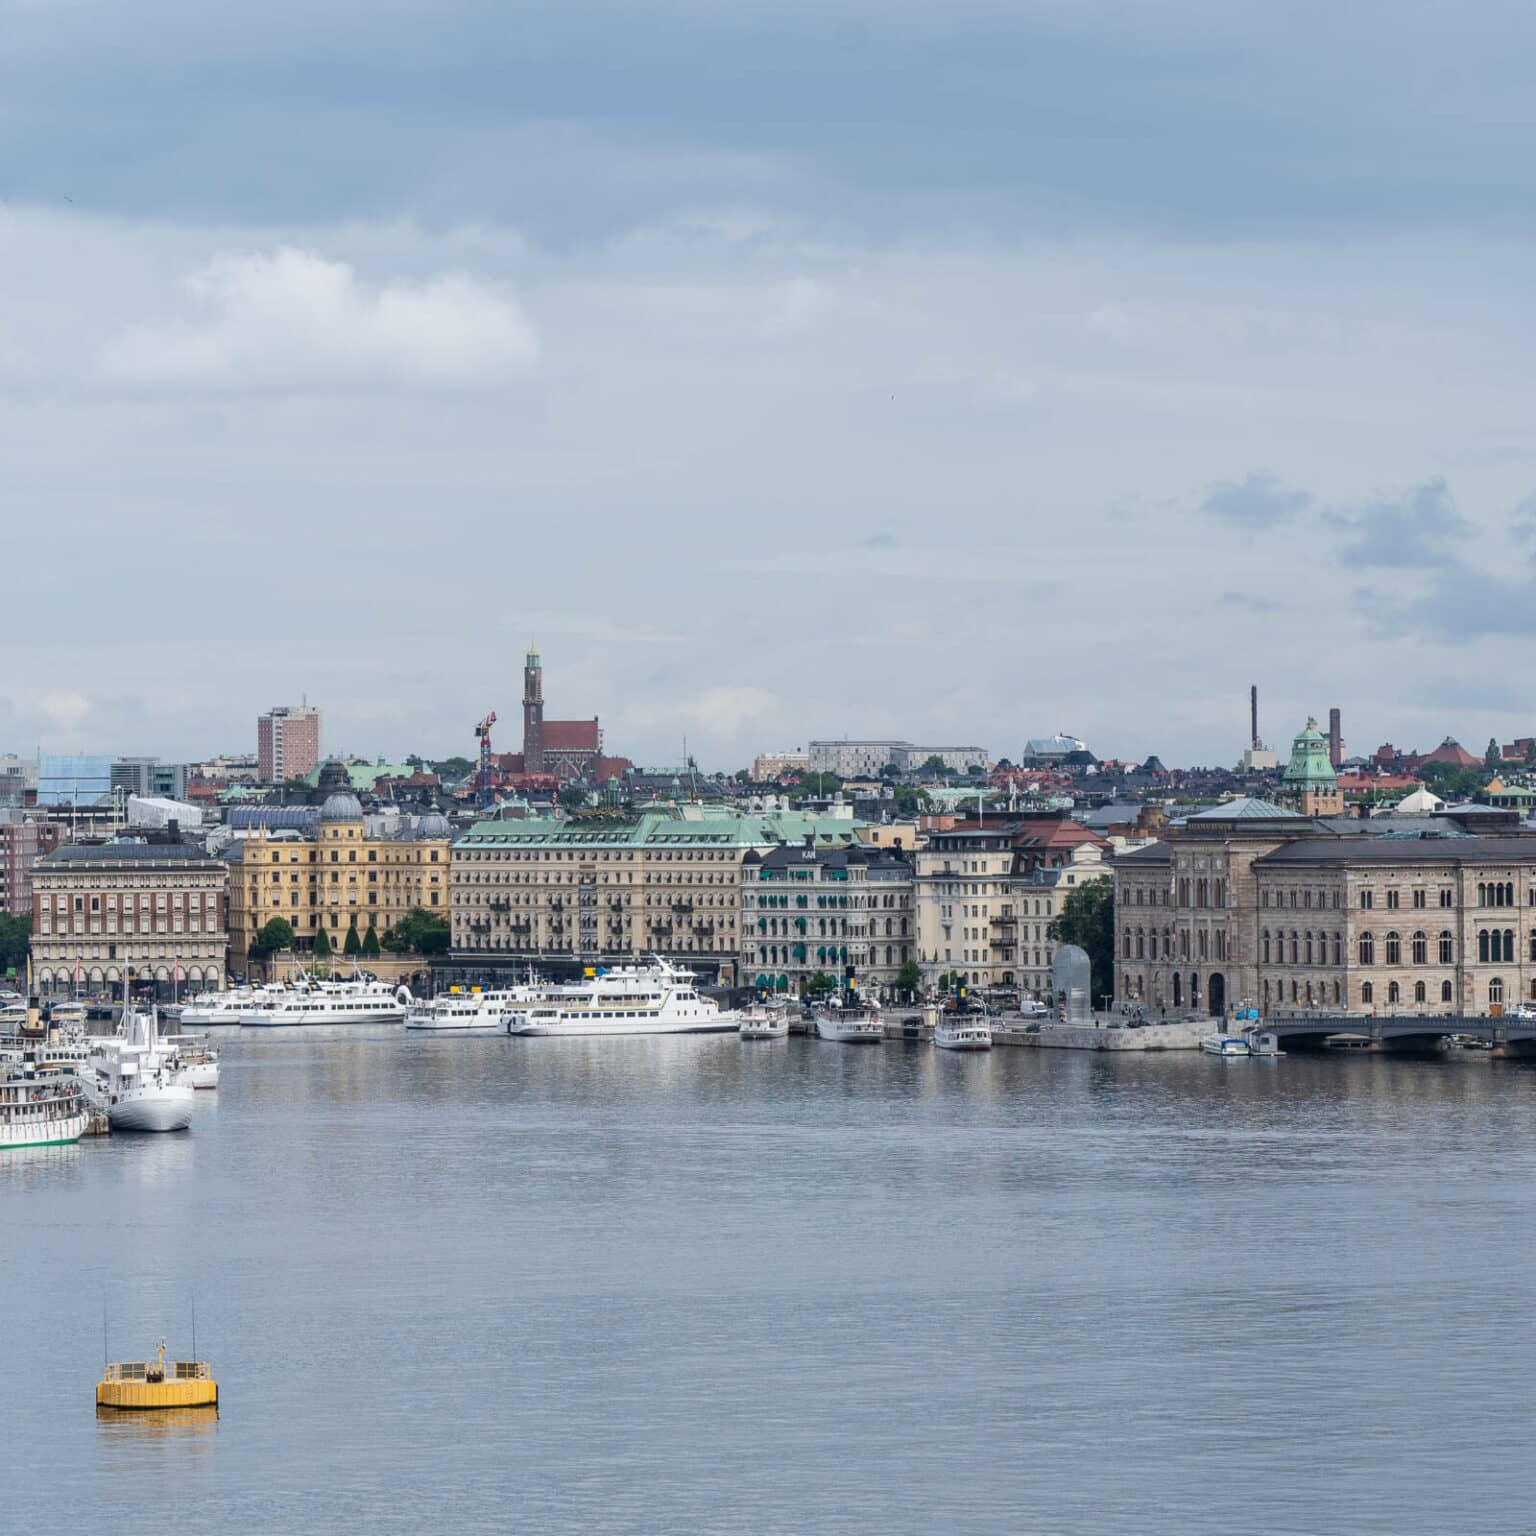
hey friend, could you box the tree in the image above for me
[382,907,451,955]
[0,913,31,974]
[434,756,474,779]
[253,916,295,955]
[804,970,836,997]
[1420,761,1484,801]
[558,784,589,810]
[919,754,948,776]
[893,785,932,817]
[1047,878,1115,1005]
[879,762,902,780]
[343,923,362,956]
[733,769,751,784]
[1486,738,1502,775]
[313,926,332,959]
[895,959,922,998]
[966,763,985,776]
[362,923,381,958]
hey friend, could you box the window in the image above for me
[1440,931,1454,964]
[1362,981,1374,1004]
[1491,977,1506,1005]
[1442,980,1453,1004]
[1262,930,1271,964]
[1385,931,1400,966]
[1412,890,1426,909]
[1411,932,1426,965]
[1358,933,1375,965]
[1360,891,1374,910]
[1479,930,1490,964]
[1388,981,1400,1005]
[1387,890,1400,910]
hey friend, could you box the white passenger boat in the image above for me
[163,1034,220,1088]
[405,986,535,1033]
[242,978,411,1027]
[1201,1034,1251,1057]
[86,1006,195,1132]
[508,959,737,1037]
[178,987,269,1027]
[814,1002,885,1042]
[739,1002,791,1040]
[934,1015,992,1051]
[0,1060,90,1148]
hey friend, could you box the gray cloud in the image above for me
[1200,470,1313,530]
[1326,478,1467,569]
[1357,559,1531,644]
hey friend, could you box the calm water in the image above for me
[5,1033,1536,1535]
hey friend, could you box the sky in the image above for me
[4,0,1536,771]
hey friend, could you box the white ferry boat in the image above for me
[508,959,737,1037]
[242,978,411,1027]
[814,1001,885,1042]
[179,987,272,1027]
[406,986,538,1033]
[935,1015,992,1051]
[739,1001,791,1040]
[0,1060,90,1148]
[86,1007,195,1132]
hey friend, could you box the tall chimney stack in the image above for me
[1328,707,1343,769]
[1251,685,1260,751]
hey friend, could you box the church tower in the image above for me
[522,647,544,774]
[1282,717,1344,817]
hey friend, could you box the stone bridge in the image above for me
[1263,1013,1536,1056]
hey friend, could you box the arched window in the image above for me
[1414,980,1426,1004]
[1385,931,1401,966]
[1478,883,1487,907]
[1442,980,1453,1004]
[1505,929,1516,963]
[1262,930,1271,964]
[1362,981,1374,1004]
[1479,930,1491,964]
[1491,977,1506,1005]
[1289,931,1299,964]
[1440,931,1454,964]
[1263,980,1271,1005]
[1509,883,1517,907]
[1359,933,1374,965]
[1333,979,1342,1004]
[1334,934,1344,966]
[1305,931,1314,965]
[1411,931,1427,965]
[1124,931,1133,959]
[1388,981,1400,1005]
[1198,929,1209,960]
[1290,979,1298,1002]
[1136,929,1145,960]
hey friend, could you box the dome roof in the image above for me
[417,812,451,838]
[320,791,364,822]
[1396,786,1445,814]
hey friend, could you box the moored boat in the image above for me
[0,1059,89,1148]
[406,984,538,1033]
[814,1001,885,1042]
[509,959,737,1037]
[242,977,411,1027]
[1201,1034,1251,1057]
[87,1006,195,1132]
[98,1341,217,1411]
[934,1015,992,1051]
[739,1002,790,1040]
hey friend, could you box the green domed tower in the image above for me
[1283,718,1343,815]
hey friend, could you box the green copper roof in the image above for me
[1186,797,1302,822]
[1283,718,1337,788]
[455,809,864,851]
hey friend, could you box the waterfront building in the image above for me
[741,840,914,995]
[225,791,450,973]
[915,814,1110,996]
[31,841,228,996]
[450,807,865,984]
[1114,798,1536,1017]
[257,704,322,784]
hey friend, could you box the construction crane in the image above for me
[475,711,497,809]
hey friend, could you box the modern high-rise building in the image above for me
[257,705,322,784]
[111,757,186,801]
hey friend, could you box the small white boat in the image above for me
[814,1002,884,1042]
[164,1034,220,1089]
[935,1015,992,1051]
[242,978,411,1027]
[739,1003,790,1040]
[510,959,738,1037]
[406,985,537,1033]
[1201,1034,1251,1057]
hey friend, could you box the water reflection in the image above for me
[96,1405,219,1440]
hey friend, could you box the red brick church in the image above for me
[494,649,633,785]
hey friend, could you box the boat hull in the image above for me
[814,1022,884,1042]
[740,1025,789,1040]
[935,1038,992,1051]
[0,1109,89,1149]
[182,1062,220,1089]
[108,1089,195,1132]
[242,1008,406,1027]
[97,1379,218,1410]
[516,1018,740,1037]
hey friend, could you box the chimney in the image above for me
[1328,708,1343,769]
[1251,685,1260,751]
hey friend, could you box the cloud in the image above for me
[1326,477,1466,568]
[1200,470,1312,530]
[863,532,898,549]
[39,692,91,730]
[677,686,779,739]
[98,246,537,392]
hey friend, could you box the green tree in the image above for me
[343,923,362,956]
[0,913,31,974]
[361,923,381,958]
[253,916,295,955]
[919,754,948,776]
[893,785,933,817]
[895,959,922,998]
[1420,761,1484,801]
[382,908,451,955]
[434,756,474,779]
[1047,878,1115,1005]
[1486,738,1502,775]
[281,777,310,795]
[313,926,332,959]
[789,772,842,801]
[879,762,901,780]
[966,763,985,776]
[804,970,836,997]
[558,784,589,810]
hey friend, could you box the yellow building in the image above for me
[227,792,450,975]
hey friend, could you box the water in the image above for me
[6,1034,1536,1535]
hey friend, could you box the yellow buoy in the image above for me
[97,1340,218,1411]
